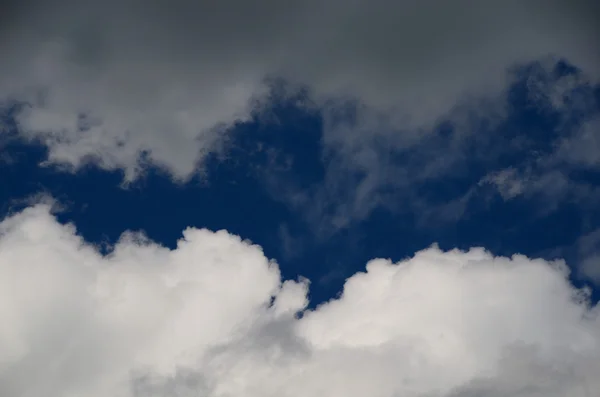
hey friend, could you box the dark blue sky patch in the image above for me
[1,59,599,305]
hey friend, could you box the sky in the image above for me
[1,1,600,396]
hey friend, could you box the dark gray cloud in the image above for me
[1,0,599,180]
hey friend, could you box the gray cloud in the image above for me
[575,228,600,283]
[479,66,600,214]
[1,0,599,181]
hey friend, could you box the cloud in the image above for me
[575,228,600,283]
[555,116,600,168]
[480,168,528,200]
[1,204,599,396]
[480,166,573,209]
[478,66,600,216]
[260,58,600,235]
[1,0,599,181]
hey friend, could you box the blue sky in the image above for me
[2,59,599,305]
[1,1,600,396]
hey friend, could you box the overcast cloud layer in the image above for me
[1,0,599,179]
[0,204,599,397]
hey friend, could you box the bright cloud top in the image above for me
[1,0,599,179]
[0,204,598,397]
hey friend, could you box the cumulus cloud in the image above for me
[0,204,599,397]
[1,0,599,180]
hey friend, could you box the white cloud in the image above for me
[1,0,599,180]
[0,204,598,397]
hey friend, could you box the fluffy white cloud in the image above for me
[0,204,598,397]
[1,0,599,180]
